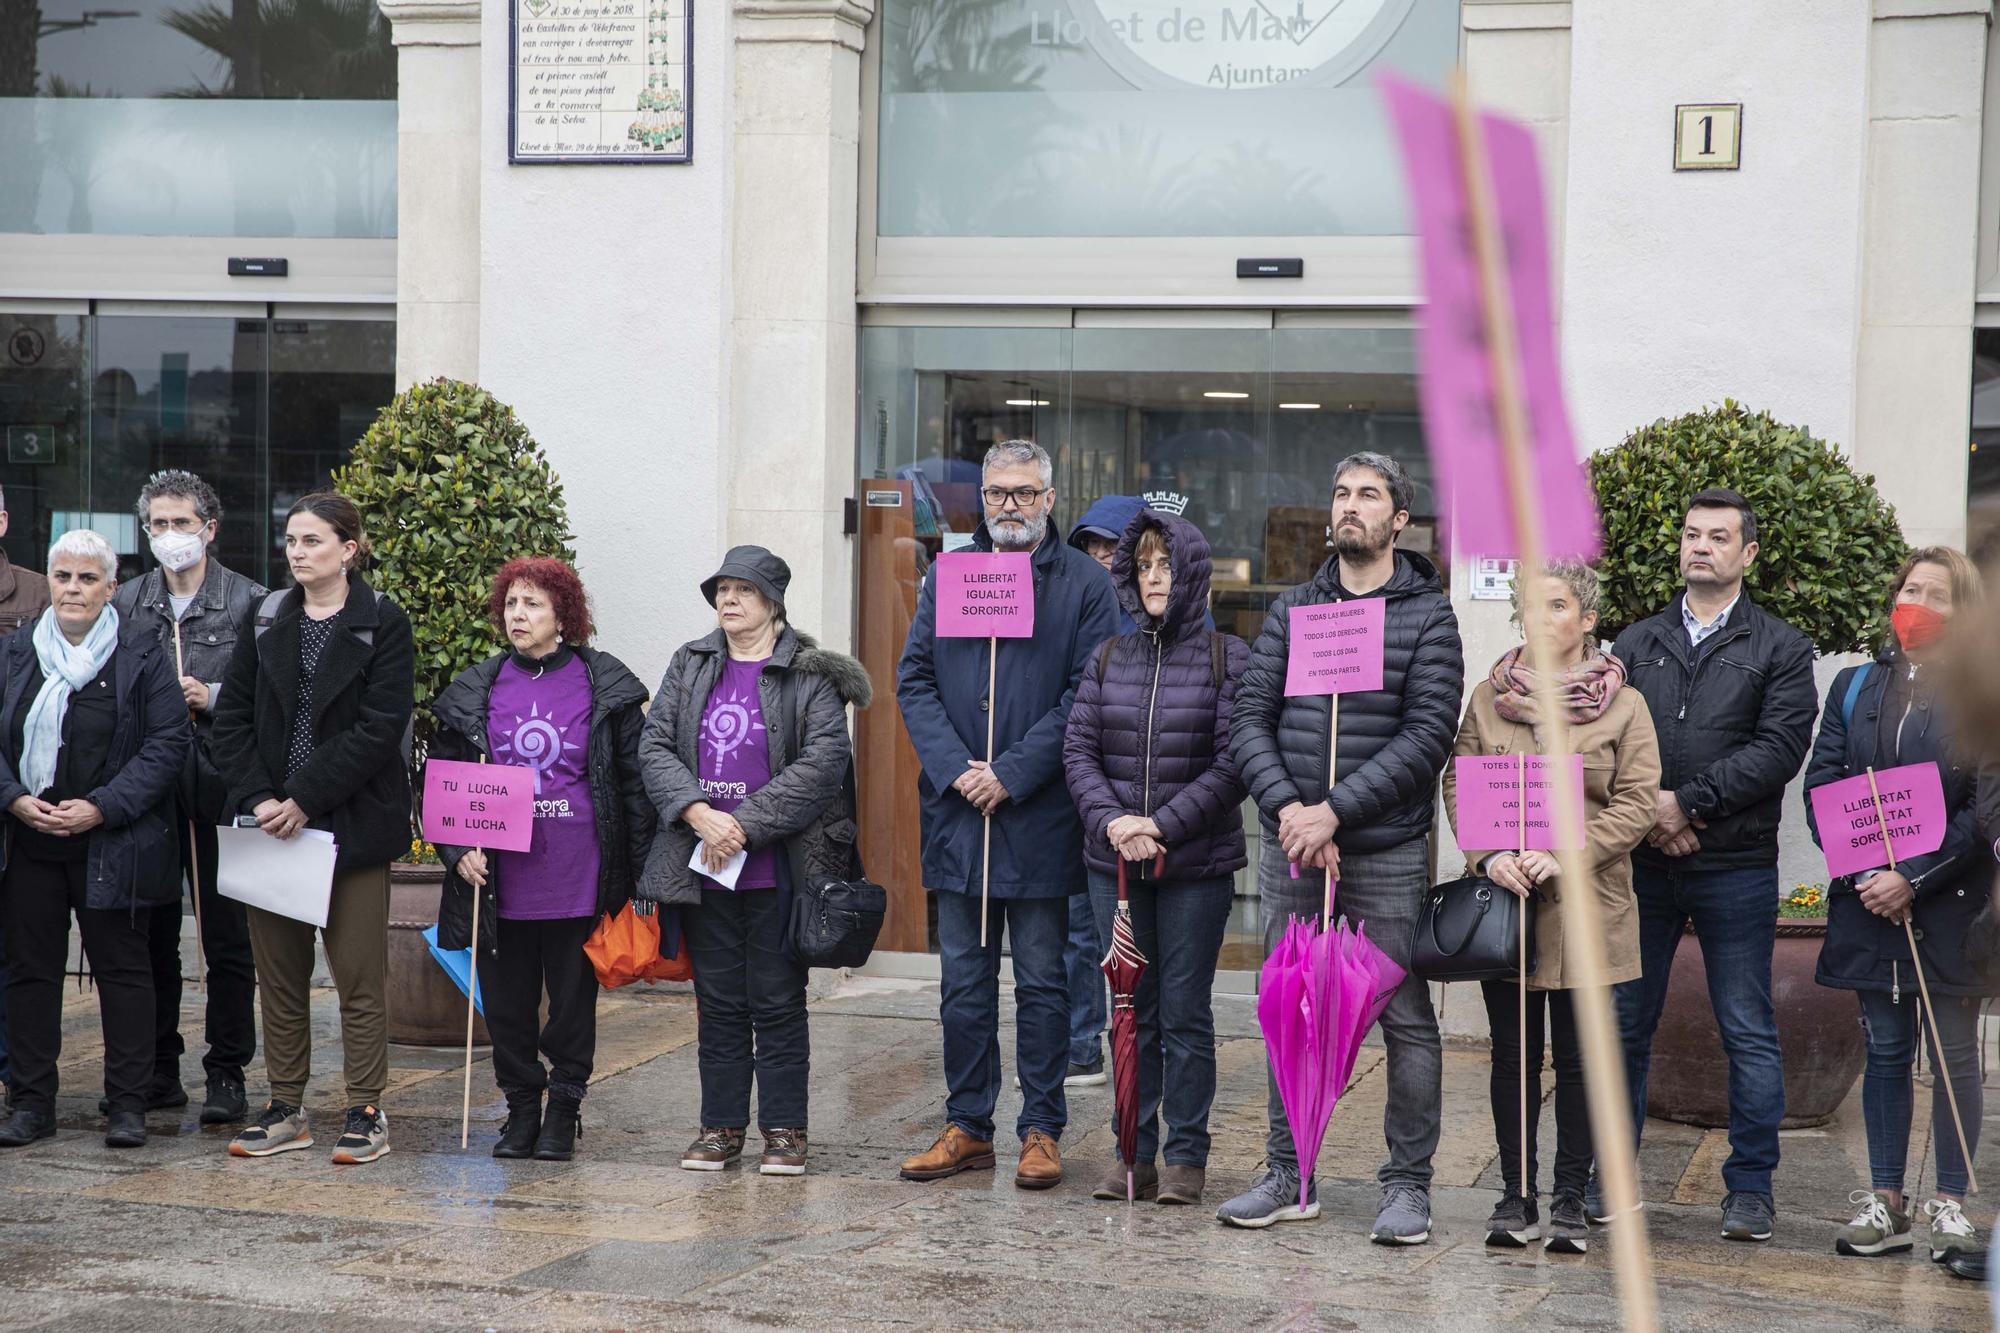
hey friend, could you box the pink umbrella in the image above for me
[1258,877,1406,1206]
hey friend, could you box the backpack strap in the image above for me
[1840,663,1874,729]
[1096,636,1116,686]
[1210,630,1225,691]
[253,587,385,646]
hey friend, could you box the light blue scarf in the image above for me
[20,605,120,797]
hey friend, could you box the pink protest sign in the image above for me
[1380,73,1602,562]
[1453,755,1587,852]
[934,551,1035,638]
[1808,762,1949,879]
[1284,600,1385,697]
[421,758,537,853]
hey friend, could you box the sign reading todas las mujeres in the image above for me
[510,0,692,163]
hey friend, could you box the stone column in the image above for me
[379,0,483,388]
[728,0,874,653]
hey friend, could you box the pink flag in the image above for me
[1283,600,1386,697]
[934,551,1035,639]
[1807,762,1949,879]
[421,758,537,853]
[1380,72,1602,562]
[1452,755,1587,852]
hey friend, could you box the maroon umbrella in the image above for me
[1102,855,1159,1202]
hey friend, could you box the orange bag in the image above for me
[585,903,693,987]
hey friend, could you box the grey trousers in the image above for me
[1259,835,1442,1189]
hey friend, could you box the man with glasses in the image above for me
[898,440,1118,1191]
[109,470,266,1125]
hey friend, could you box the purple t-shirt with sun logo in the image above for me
[698,655,779,891]
[488,653,600,919]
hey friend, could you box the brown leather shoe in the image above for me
[1091,1158,1157,1201]
[1015,1130,1062,1190]
[899,1124,995,1181]
[1156,1163,1205,1205]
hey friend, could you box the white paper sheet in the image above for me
[216,825,339,927]
[689,841,749,890]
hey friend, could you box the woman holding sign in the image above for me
[429,557,656,1161]
[1442,559,1659,1254]
[1806,546,1991,1267]
[209,493,415,1166]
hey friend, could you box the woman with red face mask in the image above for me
[1805,546,1990,1272]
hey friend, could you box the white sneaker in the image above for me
[1924,1197,1982,1263]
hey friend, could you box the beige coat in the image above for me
[1441,679,1661,990]
[0,553,49,638]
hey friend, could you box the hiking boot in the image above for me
[1015,1130,1062,1189]
[1924,1198,1982,1264]
[104,1110,147,1149]
[899,1124,994,1182]
[1092,1158,1158,1201]
[1720,1190,1775,1242]
[331,1105,390,1165]
[1484,1193,1541,1248]
[681,1126,746,1171]
[1064,1058,1107,1088]
[493,1100,542,1160]
[1835,1191,1913,1257]
[1157,1164,1205,1205]
[1545,1192,1589,1255]
[1215,1167,1319,1229]
[199,1072,247,1126]
[533,1094,580,1162]
[759,1128,807,1176]
[1371,1185,1433,1245]
[99,1074,188,1116]
[229,1102,312,1157]
[0,1105,56,1148]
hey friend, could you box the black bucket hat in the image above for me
[701,544,791,611]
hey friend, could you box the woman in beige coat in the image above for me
[1442,559,1660,1255]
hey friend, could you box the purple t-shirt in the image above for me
[698,655,779,891]
[488,654,600,919]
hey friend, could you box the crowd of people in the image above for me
[0,450,1995,1279]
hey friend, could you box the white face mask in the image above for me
[150,529,206,573]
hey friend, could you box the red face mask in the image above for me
[1891,601,1948,652]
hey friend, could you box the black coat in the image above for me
[1807,654,1996,997]
[1062,509,1249,882]
[208,571,416,872]
[429,646,657,952]
[1231,550,1464,853]
[111,558,267,824]
[0,614,191,910]
[1612,593,1818,872]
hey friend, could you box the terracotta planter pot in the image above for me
[1644,919,1865,1129]
[387,862,490,1047]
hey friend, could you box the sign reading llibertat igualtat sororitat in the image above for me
[509,0,691,163]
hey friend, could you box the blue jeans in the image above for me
[1065,892,1106,1066]
[1613,864,1785,1194]
[1856,988,1983,1198]
[937,890,1070,1143]
[1087,870,1233,1167]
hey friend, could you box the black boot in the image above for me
[533,1093,581,1161]
[105,1110,147,1149]
[0,1105,56,1147]
[493,1097,543,1159]
[201,1071,248,1126]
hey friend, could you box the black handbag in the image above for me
[788,873,888,969]
[1411,875,1537,982]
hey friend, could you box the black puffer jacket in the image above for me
[1062,510,1249,882]
[1231,550,1464,851]
[1611,593,1817,872]
[1808,654,1995,997]
[429,646,657,952]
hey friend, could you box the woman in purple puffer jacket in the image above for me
[1061,508,1249,1207]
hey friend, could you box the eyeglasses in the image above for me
[981,486,1048,508]
[146,516,205,535]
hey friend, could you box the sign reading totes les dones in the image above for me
[1284,600,1385,696]
[1807,761,1949,880]
[935,552,1036,638]
[422,758,538,854]
[1453,755,1587,852]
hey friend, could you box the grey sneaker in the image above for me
[330,1105,390,1165]
[1371,1184,1432,1245]
[228,1102,312,1158]
[1064,1058,1107,1088]
[1835,1190,1912,1257]
[1215,1168,1320,1229]
[1720,1189,1775,1242]
[1484,1193,1541,1247]
[1924,1197,1982,1263]
[1545,1192,1589,1254]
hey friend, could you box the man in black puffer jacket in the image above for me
[1219,451,1464,1243]
[1606,487,1817,1244]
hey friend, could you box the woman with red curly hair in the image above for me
[427,556,656,1161]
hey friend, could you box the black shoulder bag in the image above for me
[776,669,887,969]
[1411,874,1537,983]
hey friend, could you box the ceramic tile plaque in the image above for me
[510,0,691,163]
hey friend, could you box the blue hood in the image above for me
[1068,495,1150,549]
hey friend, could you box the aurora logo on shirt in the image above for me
[494,700,580,797]
[702,678,766,766]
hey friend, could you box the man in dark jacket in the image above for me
[897,440,1119,1191]
[111,471,265,1126]
[1606,487,1818,1243]
[0,481,44,1097]
[1219,451,1463,1242]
